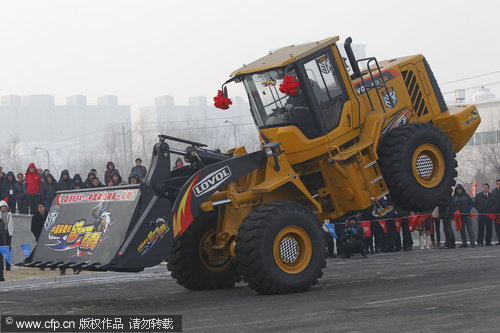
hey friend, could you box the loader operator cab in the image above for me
[241,48,347,139]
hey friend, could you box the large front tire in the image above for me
[235,201,326,294]
[378,123,457,211]
[167,212,240,290]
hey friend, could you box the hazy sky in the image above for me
[1,0,499,112]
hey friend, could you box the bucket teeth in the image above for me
[18,259,102,271]
[81,262,100,269]
[39,261,53,268]
[59,262,75,269]
[25,261,41,267]
[46,261,64,269]
[68,263,85,269]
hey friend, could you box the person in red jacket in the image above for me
[25,163,42,214]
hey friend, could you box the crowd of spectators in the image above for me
[0,157,150,280]
[0,158,148,215]
[324,180,500,259]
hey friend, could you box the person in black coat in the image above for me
[3,172,17,212]
[31,203,48,241]
[42,169,50,183]
[14,173,28,214]
[453,184,475,248]
[130,158,147,182]
[474,183,495,246]
[57,170,74,191]
[85,171,96,188]
[0,167,8,198]
[110,170,122,186]
[73,174,87,190]
[491,179,500,245]
[341,216,367,259]
[90,177,105,188]
[396,207,413,251]
[40,174,58,210]
[385,208,401,252]
[438,194,456,248]
[128,174,140,184]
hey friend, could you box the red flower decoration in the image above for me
[279,75,300,96]
[213,90,232,110]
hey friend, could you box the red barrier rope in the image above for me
[326,212,500,233]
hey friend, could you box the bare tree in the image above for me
[457,116,500,187]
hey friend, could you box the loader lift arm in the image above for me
[147,134,231,204]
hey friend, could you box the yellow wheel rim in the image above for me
[199,229,232,272]
[273,226,312,274]
[412,144,445,188]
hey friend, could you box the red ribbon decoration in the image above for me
[361,221,371,237]
[471,213,477,220]
[279,75,300,96]
[378,220,387,233]
[394,218,402,233]
[454,210,462,231]
[486,213,497,221]
[409,213,419,232]
[418,214,432,224]
[326,213,500,234]
[213,90,232,110]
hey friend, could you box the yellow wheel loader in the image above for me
[22,36,480,294]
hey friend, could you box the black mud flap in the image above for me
[23,184,175,272]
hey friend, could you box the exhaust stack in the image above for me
[344,37,362,79]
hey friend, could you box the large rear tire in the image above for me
[235,201,326,294]
[167,212,240,290]
[378,122,457,211]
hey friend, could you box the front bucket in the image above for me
[23,184,174,272]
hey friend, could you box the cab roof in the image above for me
[230,36,339,77]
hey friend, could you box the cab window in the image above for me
[243,69,321,138]
[303,52,346,132]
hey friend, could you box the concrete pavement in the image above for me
[0,264,169,289]
[1,246,500,332]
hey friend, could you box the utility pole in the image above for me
[118,124,127,171]
[225,120,237,147]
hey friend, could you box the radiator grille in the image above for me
[402,70,429,117]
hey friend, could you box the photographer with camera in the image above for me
[340,215,368,259]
